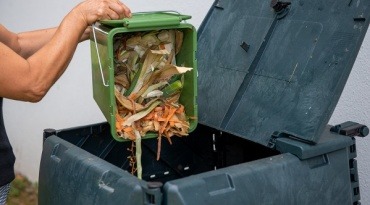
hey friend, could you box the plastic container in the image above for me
[90,12,198,141]
[39,122,358,205]
[39,1,370,204]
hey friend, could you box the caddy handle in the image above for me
[122,11,191,29]
[92,24,109,87]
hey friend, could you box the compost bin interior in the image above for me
[55,122,280,183]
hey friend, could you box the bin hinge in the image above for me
[330,121,369,138]
[331,121,368,162]
[268,131,315,149]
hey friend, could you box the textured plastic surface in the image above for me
[90,13,198,141]
[39,123,357,205]
[197,0,370,145]
[164,150,352,205]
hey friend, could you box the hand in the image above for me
[0,0,131,102]
[73,0,131,26]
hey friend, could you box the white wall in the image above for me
[0,0,369,204]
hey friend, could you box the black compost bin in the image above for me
[39,0,370,204]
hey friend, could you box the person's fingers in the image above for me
[106,9,120,20]
[109,1,131,18]
[94,2,118,21]
[118,1,132,17]
[72,0,132,26]
[107,2,125,19]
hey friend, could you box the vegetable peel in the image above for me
[113,29,192,177]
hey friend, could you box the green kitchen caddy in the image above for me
[90,12,198,141]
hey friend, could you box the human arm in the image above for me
[0,25,92,59]
[0,0,131,102]
[0,25,57,58]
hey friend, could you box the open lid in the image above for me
[197,0,369,146]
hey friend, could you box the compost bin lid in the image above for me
[197,0,370,146]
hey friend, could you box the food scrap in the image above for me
[113,29,193,179]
